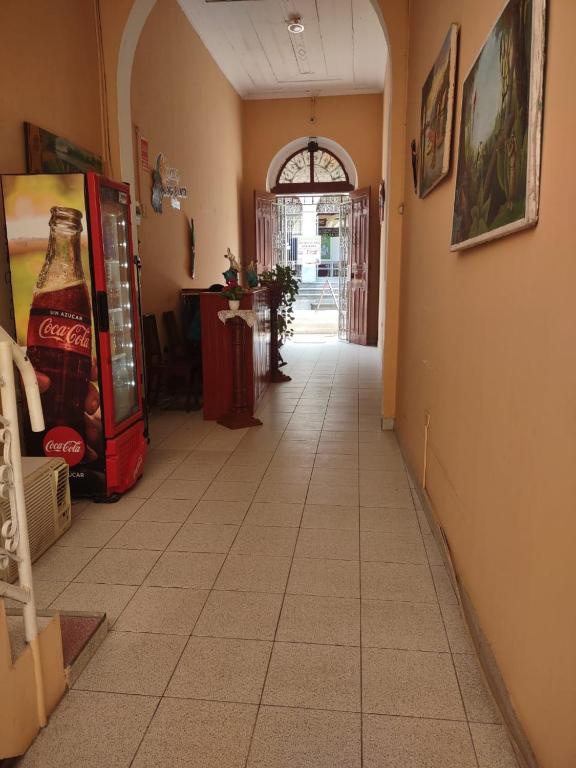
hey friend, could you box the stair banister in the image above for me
[0,328,47,726]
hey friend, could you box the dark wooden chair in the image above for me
[142,313,200,411]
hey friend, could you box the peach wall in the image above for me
[396,1,576,766]
[131,0,243,325]
[0,0,102,333]
[242,95,383,343]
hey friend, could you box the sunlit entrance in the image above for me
[274,194,350,338]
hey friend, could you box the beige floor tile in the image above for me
[417,507,432,533]
[453,653,502,723]
[362,561,437,603]
[75,630,186,695]
[214,463,266,483]
[359,469,409,487]
[226,450,275,467]
[4,580,67,611]
[359,452,406,472]
[247,706,361,768]
[441,603,475,653]
[215,554,291,593]
[58,519,124,548]
[169,463,221,482]
[362,600,448,651]
[306,482,360,506]
[75,549,160,586]
[132,698,257,768]
[168,522,239,553]
[188,500,249,525]
[310,468,359,486]
[301,504,359,530]
[254,480,309,504]
[264,463,314,482]
[263,642,361,711]
[313,453,359,469]
[125,475,165,498]
[244,502,303,527]
[431,564,459,605]
[363,648,465,719]
[287,557,360,598]
[194,589,283,640]
[18,690,157,768]
[50,582,137,624]
[360,485,414,509]
[203,480,259,502]
[153,478,209,501]
[363,714,477,768]
[78,497,144,521]
[277,594,360,646]
[231,525,298,557]
[295,528,359,560]
[360,507,419,533]
[145,551,225,589]
[166,636,272,703]
[33,546,99,581]
[470,723,519,768]
[316,441,358,456]
[183,450,230,467]
[360,530,427,564]
[115,586,208,635]
[106,521,181,551]
[131,497,195,523]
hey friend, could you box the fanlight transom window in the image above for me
[273,141,353,193]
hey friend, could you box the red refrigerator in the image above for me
[0,172,147,499]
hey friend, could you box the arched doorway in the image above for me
[257,138,370,344]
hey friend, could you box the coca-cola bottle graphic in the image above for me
[26,206,92,465]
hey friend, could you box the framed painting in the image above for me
[451,0,546,251]
[24,122,103,174]
[419,24,459,198]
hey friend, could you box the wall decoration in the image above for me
[151,153,187,214]
[410,140,418,194]
[419,24,459,198]
[24,123,103,174]
[378,180,386,223]
[451,0,546,250]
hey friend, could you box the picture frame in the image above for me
[451,0,546,251]
[24,122,103,174]
[419,23,459,198]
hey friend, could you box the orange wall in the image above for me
[242,95,383,343]
[0,0,102,333]
[396,1,576,766]
[131,0,243,325]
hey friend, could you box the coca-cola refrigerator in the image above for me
[0,172,147,499]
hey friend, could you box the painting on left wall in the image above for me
[24,123,103,174]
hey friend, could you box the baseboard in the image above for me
[403,463,539,768]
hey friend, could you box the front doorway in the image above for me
[255,187,370,344]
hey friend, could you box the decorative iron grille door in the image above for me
[338,197,352,341]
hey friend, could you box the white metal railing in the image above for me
[0,327,47,726]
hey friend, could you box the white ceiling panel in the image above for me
[177,0,387,99]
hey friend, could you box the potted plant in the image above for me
[259,264,300,343]
[222,277,243,310]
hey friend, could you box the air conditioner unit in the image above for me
[0,457,71,584]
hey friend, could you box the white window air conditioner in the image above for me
[0,456,71,583]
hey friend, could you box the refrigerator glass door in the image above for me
[100,187,139,425]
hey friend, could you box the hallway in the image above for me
[18,341,516,767]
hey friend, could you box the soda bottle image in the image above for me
[26,206,92,462]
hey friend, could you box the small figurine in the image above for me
[223,247,241,283]
[245,260,259,288]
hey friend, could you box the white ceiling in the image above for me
[177,0,387,99]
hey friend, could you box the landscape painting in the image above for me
[24,122,103,174]
[451,0,546,250]
[419,24,459,198]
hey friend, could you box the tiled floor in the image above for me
[19,340,518,767]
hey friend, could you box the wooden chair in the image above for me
[142,314,200,411]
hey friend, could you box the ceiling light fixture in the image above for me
[287,15,304,34]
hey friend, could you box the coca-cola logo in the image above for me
[43,427,86,467]
[38,318,90,351]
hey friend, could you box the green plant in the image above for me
[221,277,243,301]
[259,264,300,342]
